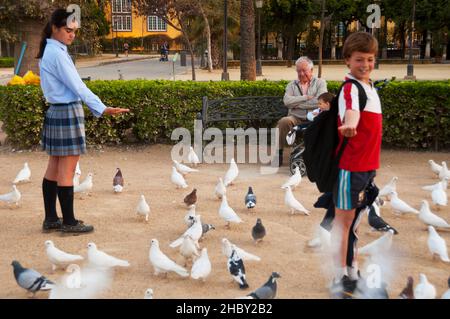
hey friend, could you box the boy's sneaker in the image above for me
[330,275,358,299]
[61,220,94,234]
[42,218,63,233]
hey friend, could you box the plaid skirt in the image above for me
[41,101,86,156]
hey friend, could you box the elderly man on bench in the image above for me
[275,56,328,167]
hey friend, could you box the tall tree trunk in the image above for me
[286,32,295,67]
[240,0,255,80]
[14,18,45,76]
[198,2,212,72]
[211,35,221,69]
[178,19,196,81]
[399,22,406,59]
[318,0,326,78]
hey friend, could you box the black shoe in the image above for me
[330,276,358,299]
[42,218,62,233]
[61,220,94,234]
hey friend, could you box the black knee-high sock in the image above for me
[57,186,76,226]
[42,178,58,222]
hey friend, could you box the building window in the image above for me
[112,15,132,31]
[148,16,167,32]
[112,0,131,13]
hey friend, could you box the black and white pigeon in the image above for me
[11,260,54,297]
[251,218,266,244]
[227,248,249,289]
[247,272,281,299]
[367,203,398,234]
[245,187,256,209]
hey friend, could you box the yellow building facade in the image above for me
[104,0,183,52]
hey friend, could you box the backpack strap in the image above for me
[294,81,304,96]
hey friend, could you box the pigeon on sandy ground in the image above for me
[137,195,151,222]
[221,238,261,262]
[74,173,93,194]
[414,274,436,299]
[187,146,200,166]
[191,248,212,282]
[215,177,226,199]
[173,160,198,175]
[184,188,197,207]
[399,276,414,299]
[283,185,310,215]
[171,167,188,189]
[219,195,242,228]
[227,248,249,289]
[427,225,450,263]
[246,272,281,299]
[378,177,397,199]
[281,166,301,189]
[87,242,130,269]
[245,187,256,209]
[113,168,124,193]
[149,239,189,277]
[389,191,419,215]
[11,260,54,297]
[251,218,266,244]
[13,162,31,184]
[0,185,21,206]
[367,204,398,234]
[418,200,450,229]
[45,240,83,271]
[144,288,154,299]
[223,158,239,186]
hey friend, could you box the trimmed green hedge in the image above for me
[0,57,14,68]
[0,80,449,150]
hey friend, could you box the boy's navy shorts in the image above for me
[333,169,376,210]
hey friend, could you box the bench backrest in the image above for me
[200,96,288,126]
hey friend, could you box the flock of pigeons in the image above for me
[2,148,450,299]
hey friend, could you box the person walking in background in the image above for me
[37,9,129,234]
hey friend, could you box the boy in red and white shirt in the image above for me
[330,32,382,298]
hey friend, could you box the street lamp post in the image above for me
[405,0,416,80]
[221,0,230,81]
[255,0,263,76]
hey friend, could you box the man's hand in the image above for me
[103,107,130,115]
[338,125,357,137]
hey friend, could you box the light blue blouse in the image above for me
[39,38,106,118]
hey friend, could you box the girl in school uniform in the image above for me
[37,9,129,234]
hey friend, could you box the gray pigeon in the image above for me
[227,249,249,289]
[202,223,215,236]
[11,260,54,296]
[245,187,256,209]
[247,272,281,299]
[368,205,398,234]
[251,218,266,244]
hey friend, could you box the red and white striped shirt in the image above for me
[337,74,383,172]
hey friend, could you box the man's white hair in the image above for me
[295,56,314,69]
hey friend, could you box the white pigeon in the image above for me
[149,239,189,277]
[283,185,310,215]
[219,195,243,227]
[389,191,419,215]
[429,160,443,176]
[281,166,301,189]
[439,162,450,180]
[48,264,112,299]
[144,288,154,299]
[113,184,123,193]
[422,177,448,191]
[419,200,450,229]
[173,160,198,175]
[223,158,239,186]
[191,248,212,281]
[13,162,31,184]
[171,167,188,189]
[214,177,227,199]
[74,173,93,194]
[136,195,150,222]
[179,235,199,264]
[45,240,83,271]
[170,215,203,248]
[184,205,196,227]
[221,238,261,262]
[431,182,448,207]
[414,274,436,299]
[0,185,21,206]
[378,176,397,198]
[358,229,394,257]
[187,146,200,166]
[87,242,130,269]
[75,161,82,176]
[73,173,80,187]
[427,226,450,262]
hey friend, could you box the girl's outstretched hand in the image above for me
[104,107,130,115]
